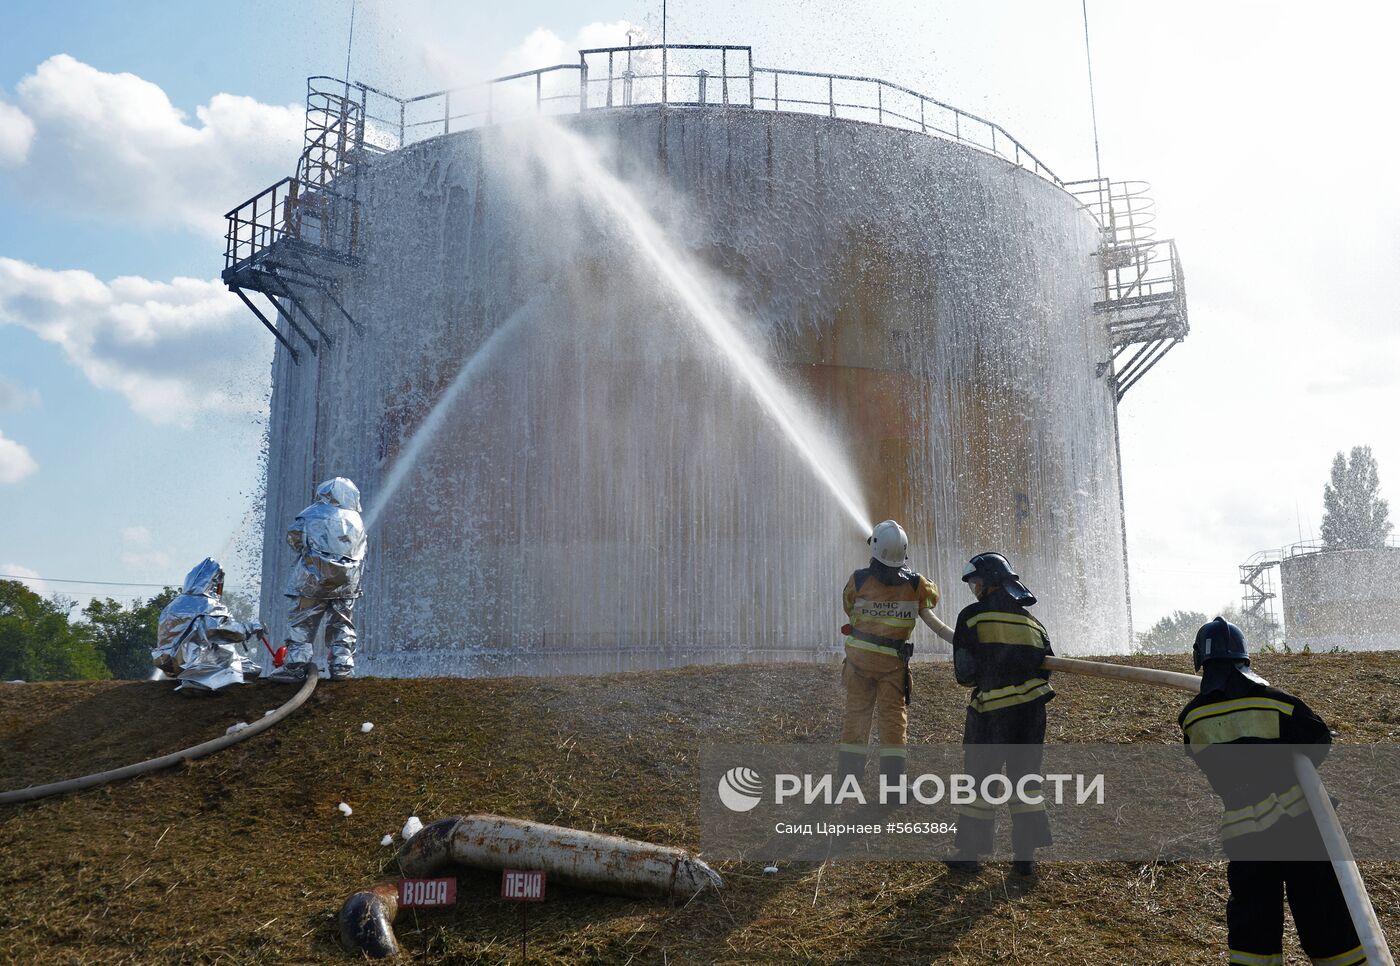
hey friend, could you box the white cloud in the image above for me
[499,21,643,76]
[0,429,38,483]
[1120,303,1400,630]
[0,562,44,593]
[0,256,271,426]
[7,55,302,237]
[119,525,171,573]
[0,101,35,165]
[0,375,40,412]
[416,19,645,88]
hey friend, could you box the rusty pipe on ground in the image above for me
[400,814,723,898]
[1042,655,1394,964]
[338,814,722,958]
[0,666,318,806]
[338,882,400,959]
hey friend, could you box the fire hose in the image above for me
[0,666,318,806]
[1042,655,1394,966]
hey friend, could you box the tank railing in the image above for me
[1095,240,1184,313]
[751,67,1063,186]
[351,65,585,151]
[308,45,1065,188]
[1284,536,1400,559]
[1067,178,1158,250]
[224,176,298,273]
[579,43,755,109]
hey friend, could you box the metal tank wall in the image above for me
[1281,549,1400,651]
[259,105,1130,676]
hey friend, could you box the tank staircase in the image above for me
[1239,548,1283,647]
[222,81,367,364]
[1069,179,1189,401]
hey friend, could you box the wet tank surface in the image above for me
[261,104,1128,676]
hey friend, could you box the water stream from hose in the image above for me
[519,118,873,536]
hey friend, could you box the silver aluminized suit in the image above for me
[152,558,262,691]
[283,477,367,677]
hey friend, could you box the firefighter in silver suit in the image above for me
[273,477,368,681]
[152,557,262,692]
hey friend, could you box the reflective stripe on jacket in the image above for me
[952,588,1054,713]
[841,559,938,652]
[1178,679,1331,854]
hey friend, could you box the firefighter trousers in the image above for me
[839,645,908,774]
[284,596,357,670]
[1225,857,1366,965]
[953,700,1052,858]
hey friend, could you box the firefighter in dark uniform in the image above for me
[1181,617,1367,966]
[947,552,1053,875]
[838,520,955,790]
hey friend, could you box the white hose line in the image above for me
[1294,753,1396,966]
[1042,655,1201,692]
[0,668,319,806]
[1042,656,1394,963]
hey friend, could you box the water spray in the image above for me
[364,284,557,530]
[519,118,873,537]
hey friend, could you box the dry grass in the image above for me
[1,651,1396,964]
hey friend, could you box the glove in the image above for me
[248,620,266,637]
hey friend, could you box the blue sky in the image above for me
[2,1,1397,631]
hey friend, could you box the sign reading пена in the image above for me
[501,869,546,902]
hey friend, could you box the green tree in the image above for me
[0,580,110,681]
[83,588,178,680]
[1136,606,1281,655]
[1321,446,1393,550]
[1136,609,1210,655]
[1220,604,1282,651]
[222,589,257,623]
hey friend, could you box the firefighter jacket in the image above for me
[952,587,1054,713]
[285,477,368,599]
[841,558,939,659]
[1179,674,1331,858]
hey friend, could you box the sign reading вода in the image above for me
[397,878,457,907]
[500,869,546,902]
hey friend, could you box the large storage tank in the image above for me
[1282,548,1400,651]
[233,49,1183,676]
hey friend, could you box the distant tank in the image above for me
[1281,546,1400,651]
[224,44,1188,675]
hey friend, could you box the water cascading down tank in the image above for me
[224,44,1189,676]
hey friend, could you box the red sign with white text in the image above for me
[397,878,456,907]
[501,869,546,902]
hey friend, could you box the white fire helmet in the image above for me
[868,520,909,568]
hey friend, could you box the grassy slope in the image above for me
[1,652,1398,964]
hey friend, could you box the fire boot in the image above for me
[267,661,310,684]
[943,854,983,874]
[877,750,907,813]
[837,748,866,790]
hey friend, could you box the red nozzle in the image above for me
[841,624,853,636]
[259,631,287,669]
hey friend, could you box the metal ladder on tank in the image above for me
[222,81,367,363]
[1069,179,1189,400]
